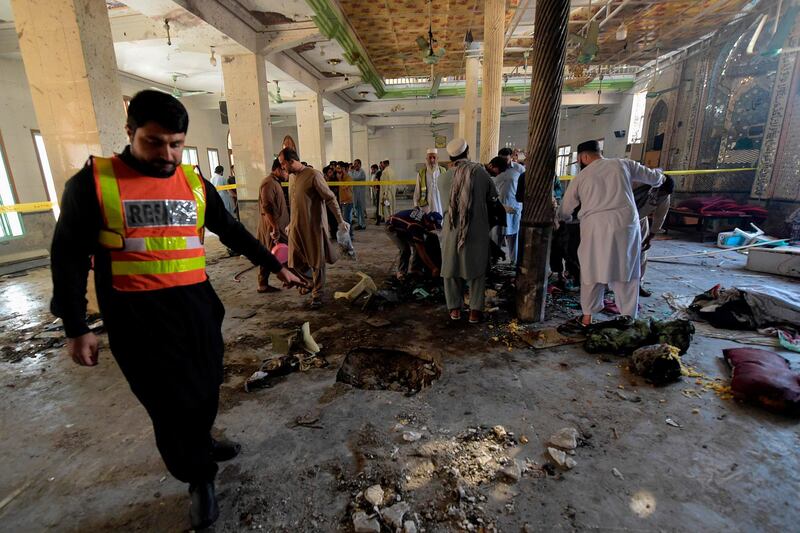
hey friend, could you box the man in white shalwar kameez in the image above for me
[559,140,664,326]
[413,148,446,215]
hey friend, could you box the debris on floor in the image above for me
[244,322,326,392]
[334,271,377,302]
[630,344,683,384]
[689,284,800,330]
[584,318,694,356]
[723,348,800,415]
[514,325,585,349]
[336,347,441,393]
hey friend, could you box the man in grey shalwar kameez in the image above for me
[559,140,664,326]
[438,138,499,324]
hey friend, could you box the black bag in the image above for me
[488,195,507,229]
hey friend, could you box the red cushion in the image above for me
[723,348,800,415]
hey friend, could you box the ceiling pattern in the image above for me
[338,0,520,78]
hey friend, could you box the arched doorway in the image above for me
[646,100,668,153]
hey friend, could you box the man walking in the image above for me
[635,175,674,296]
[558,140,664,327]
[257,159,291,293]
[413,148,446,215]
[487,156,522,264]
[279,148,349,309]
[211,164,234,215]
[438,138,498,324]
[350,159,368,230]
[50,90,303,530]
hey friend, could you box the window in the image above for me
[627,91,647,144]
[182,146,199,166]
[32,131,60,219]
[556,145,572,177]
[597,138,605,152]
[227,131,235,171]
[207,148,220,177]
[0,132,24,238]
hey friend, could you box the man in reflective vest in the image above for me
[413,148,447,216]
[50,90,303,530]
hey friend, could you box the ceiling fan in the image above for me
[416,0,446,65]
[511,52,531,104]
[151,73,209,99]
[270,80,284,104]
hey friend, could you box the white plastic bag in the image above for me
[337,228,356,259]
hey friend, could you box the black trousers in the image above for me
[550,223,581,282]
[104,282,225,484]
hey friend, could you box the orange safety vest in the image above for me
[93,155,207,292]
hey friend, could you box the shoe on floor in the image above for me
[639,286,652,297]
[310,297,323,309]
[189,481,219,531]
[449,309,461,321]
[257,285,280,293]
[211,438,241,462]
[468,310,482,324]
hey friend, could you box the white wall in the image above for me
[0,57,49,203]
[367,125,455,181]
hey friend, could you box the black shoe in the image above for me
[211,438,241,462]
[639,286,652,297]
[189,481,219,530]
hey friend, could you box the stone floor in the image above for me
[0,223,798,532]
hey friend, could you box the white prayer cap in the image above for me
[426,148,438,155]
[446,138,468,158]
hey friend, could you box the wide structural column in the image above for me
[479,0,504,162]
[12,0,127,199]
[296,92,326,170]
[516,0,570,322]
[460,56,480,154]
[221,53,273,205]
[352,125,369,166]
[330,113,353,163]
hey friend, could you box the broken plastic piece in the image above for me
[335,272,378,302]
[301,321,320,354]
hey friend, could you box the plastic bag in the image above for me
[337,228,356,259]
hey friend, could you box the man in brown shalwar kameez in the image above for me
[257,159,291,293]
[278,148,348,309]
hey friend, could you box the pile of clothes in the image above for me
[583,317,694,356]
[689,284,800,331]
[675,197,767,221]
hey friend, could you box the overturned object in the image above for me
[630,344,683,384]
[584,318,694,356]
[335,272,378,302]
[723,348,800,415]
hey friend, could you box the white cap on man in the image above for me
[426,148,438,155]
[446,138,468,158]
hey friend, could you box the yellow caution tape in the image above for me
[0,201,55,214]
[0,168,759,213]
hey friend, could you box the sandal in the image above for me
[449,309,461,321]
[557,316,590,334]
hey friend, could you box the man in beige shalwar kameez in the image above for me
[256,159,290,293]
[279,148,348,309]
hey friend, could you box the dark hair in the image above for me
[280,147,300,163]
[489,156,508,172]
[214,165,224,174]
[354,159,361,165]
[383,160,390,165]
[272,159,282,171]
[498,147,513,157]
[126,90,189,133]
[371,164,379,170]
[301,161,308,166]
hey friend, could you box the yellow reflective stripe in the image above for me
[181,164,205,229]
[96,157,123,231]
[145,236,188,251]
[111,257,206,276]
[99,230,124,249]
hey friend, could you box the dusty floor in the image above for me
[1,220,799,532]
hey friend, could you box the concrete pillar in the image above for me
[352,126,369,166]
[461,56,480,153]
[220,53,272,201]
[516,0,570,323]
[331,113,352,162]
[296,92,326,170]
[12,0,127,198]
[479,0,504,163]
